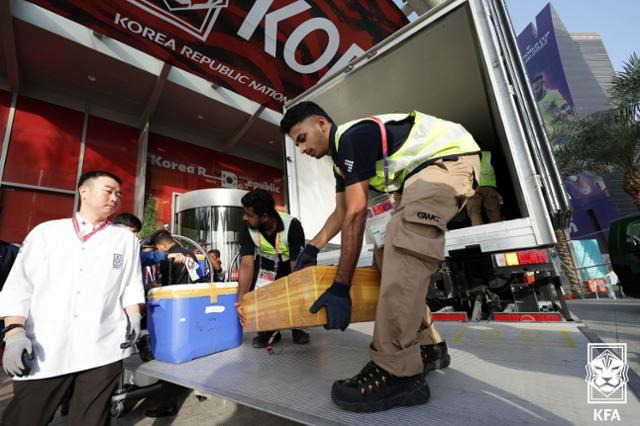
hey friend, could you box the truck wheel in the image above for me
[110,401,124,418]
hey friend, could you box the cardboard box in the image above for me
[241,266,380,332]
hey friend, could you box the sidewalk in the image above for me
[567,299,640,374]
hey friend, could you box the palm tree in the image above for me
[552,53,640,206]
[140,196,158,238]
[549,53,639,297]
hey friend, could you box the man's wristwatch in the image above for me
[1,323,25,341]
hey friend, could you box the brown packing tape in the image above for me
[254,290,259,331]
[312,267,323,326]
[284,276,293,328]
[148,283,237,304]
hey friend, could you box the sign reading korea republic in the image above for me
[27,0,407,110]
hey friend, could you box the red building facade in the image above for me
[0,90,283,243]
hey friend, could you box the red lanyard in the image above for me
[259,231,280,273]
[369,115,390,189]
[72,216,110,242]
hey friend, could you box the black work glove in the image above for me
[294,244,319,271]
[309,280,351,331]
[120,312,142,349]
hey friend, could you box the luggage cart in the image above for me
[110,236,214,417]
[110,353,162,418]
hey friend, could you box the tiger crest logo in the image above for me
[127,0,229,41]
[585,344,629,404]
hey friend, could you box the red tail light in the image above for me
[493,249,549,267]
[516,249,548,265]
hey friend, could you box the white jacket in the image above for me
[0,215,145,380]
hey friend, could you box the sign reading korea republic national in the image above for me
[27,1,407,110]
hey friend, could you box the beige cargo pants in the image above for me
[370,155,480,377]
[466,186,502,225]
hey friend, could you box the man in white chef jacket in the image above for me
[0,170,145,425]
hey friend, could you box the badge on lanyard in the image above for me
[365,194,394,248]
[185,257,200,282]
[255,232,280,289]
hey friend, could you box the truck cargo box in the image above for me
[284,0,570,256]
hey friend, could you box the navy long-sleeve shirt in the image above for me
[140,251,167,267]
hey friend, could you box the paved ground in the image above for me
[0,298,638,425]
[567,298,640,373]
[138,320,640,426]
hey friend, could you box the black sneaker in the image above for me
[145,405,177,418]
[137,334,155,362]
[331,361,430,412]
[252,331,281,348]
[291,329,310,344]
[421,341,451,374]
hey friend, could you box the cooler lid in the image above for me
[148,282,238,303]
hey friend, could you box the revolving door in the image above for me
[173,188,248,281]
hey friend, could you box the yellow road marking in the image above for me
[451,327,577,349]
[560,330,576,349]
[452,326,468,343]
[517,330,545,342]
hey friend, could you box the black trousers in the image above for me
[2,360,122,426]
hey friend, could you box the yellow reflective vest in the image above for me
[248,211,294,261]
[479,151,497,187]
[333,112,480,192]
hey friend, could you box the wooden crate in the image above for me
[241,266,380,333]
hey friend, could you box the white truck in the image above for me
[284,0,573,321]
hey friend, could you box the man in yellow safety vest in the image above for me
[466,150,502,225]
[280,101,480,413]
[236,189,309,348]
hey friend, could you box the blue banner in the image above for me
[516,4,618,239]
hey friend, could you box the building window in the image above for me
[0,90,12,153]
[3,96,83,190]
[0,187,74,243]
[83,116,139,213]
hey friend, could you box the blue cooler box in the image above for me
[147,282,242,363]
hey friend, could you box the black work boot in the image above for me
[252,331,281,348]
[421,341,451,374]
[331,361,430,412]
[291,328,310,344]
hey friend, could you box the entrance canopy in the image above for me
[22,0,407,111]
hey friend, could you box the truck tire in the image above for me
[612,264,640,298]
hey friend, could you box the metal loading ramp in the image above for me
[139,322,640,425]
